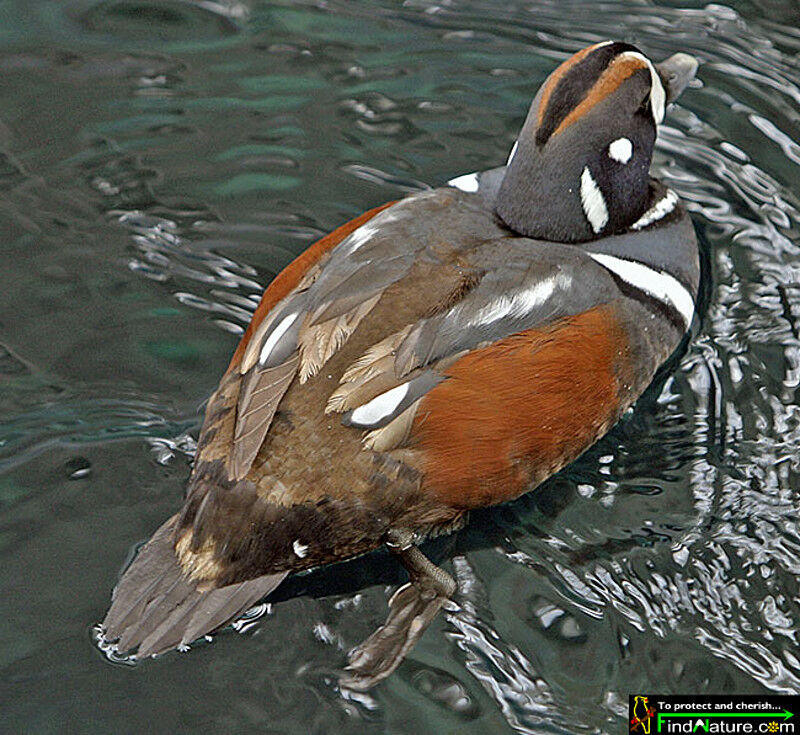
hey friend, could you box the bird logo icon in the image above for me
[631,696,655,734]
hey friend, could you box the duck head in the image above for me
[495,41,698,242]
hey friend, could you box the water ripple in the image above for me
[3,0,800,732]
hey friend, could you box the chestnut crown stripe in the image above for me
[536,40,612,127]
[553,57,647,138]
[536,41,643,147]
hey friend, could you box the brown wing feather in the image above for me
[231,354,300,481]
[226,202,397,373]
[297,294,381,383]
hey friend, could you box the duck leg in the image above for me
[339,529,457,691]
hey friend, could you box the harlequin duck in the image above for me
[100,41,699,690]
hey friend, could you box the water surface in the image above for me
[1,0,800,732]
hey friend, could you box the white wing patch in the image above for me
[580,166,609,234]
[448,172,480,193]
[293,540,309,558]
[342,221,379,255]
[348,381,410,428]
[631,189,679,230]
[464,271,572,327]
[608,137,633,164]
[362,400,420,451]
[588,252,694,327]
[258,312,298,365]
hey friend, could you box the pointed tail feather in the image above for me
[100,515,287,659]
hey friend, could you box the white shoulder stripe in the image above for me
[588,252,695,327]
[448,172,480,193]
[464,271,572,327]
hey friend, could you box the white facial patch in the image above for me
[258,312,298,365]
[631,189,679,230]
[619,51,666,124]
[588,252,695,327]
[448,172,479,193]
[580,166,609,234]
[349,381,410,427]
[608,137,633,164]
[506,140,518,165]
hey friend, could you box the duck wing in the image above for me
[101,190,499,657]
[325,223,695,508]
[103,184,693,660]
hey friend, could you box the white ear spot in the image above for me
[608,137,633,164]
[580,166,609,234]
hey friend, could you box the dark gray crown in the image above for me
[494,41,697,243]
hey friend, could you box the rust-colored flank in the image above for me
[413,305,628,509]
[226,201,396,372]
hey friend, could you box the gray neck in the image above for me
[495,136,598,242]
[494,94,654,243]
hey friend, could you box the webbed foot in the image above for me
[339,536,456,691]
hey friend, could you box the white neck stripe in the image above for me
[506,140,518,165]
[631,189,678,230]
[580,166,609,234]
[588,252,694,327]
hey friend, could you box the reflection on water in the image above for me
[1,0,799,732]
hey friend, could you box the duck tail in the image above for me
[99,515,287,660]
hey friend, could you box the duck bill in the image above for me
[656,52,699,103]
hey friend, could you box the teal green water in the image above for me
[1,1,800,732]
